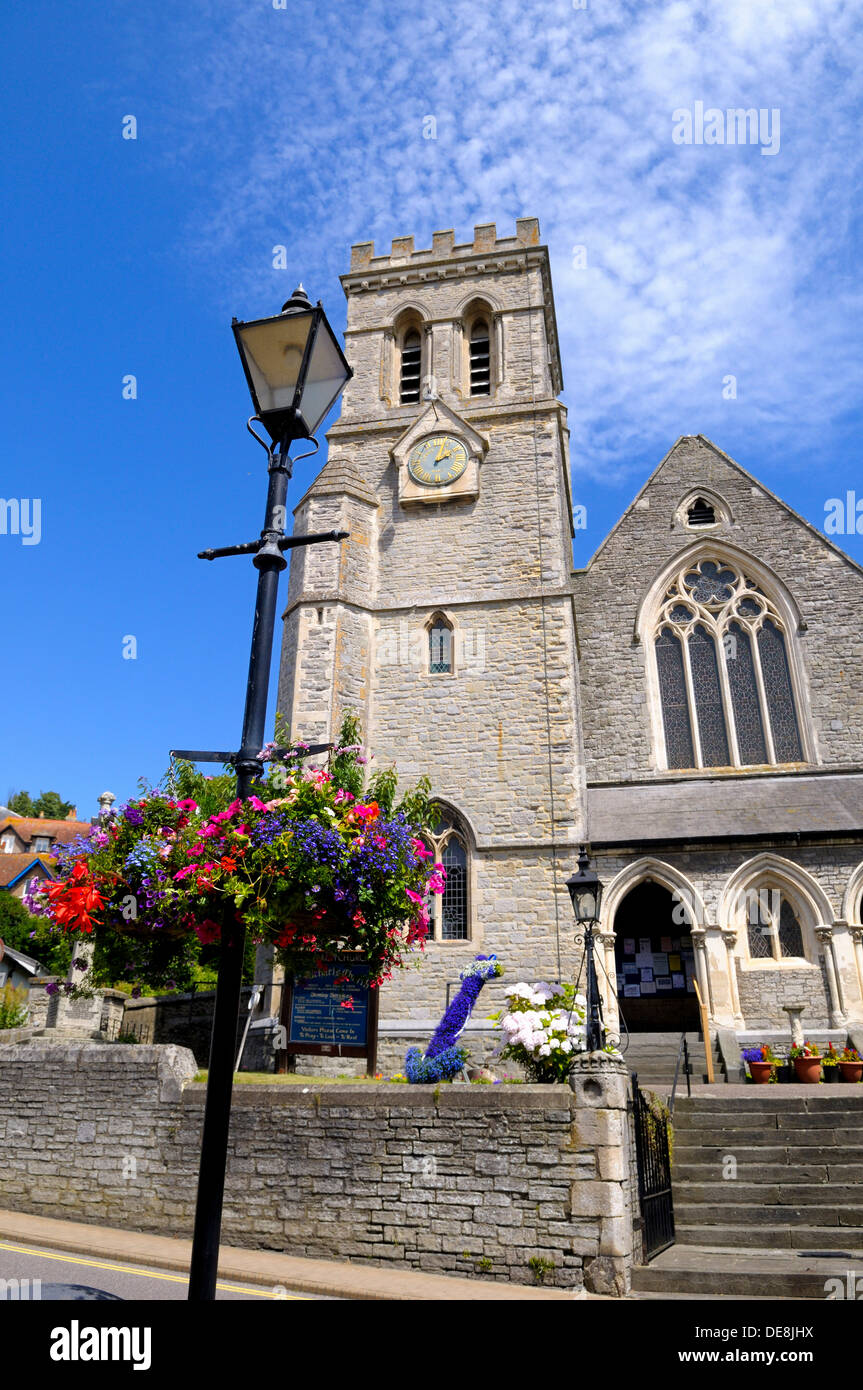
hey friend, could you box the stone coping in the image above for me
[184,1082,580,1110]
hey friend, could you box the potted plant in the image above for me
[741,1044,778,1083]
[822,1042,840,1083]
[24,715,445,999]
[789,1040,821,1083]
[838,1045,863,1084]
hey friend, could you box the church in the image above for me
[274,218,863,1066]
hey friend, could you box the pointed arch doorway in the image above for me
[613,881,699,1033]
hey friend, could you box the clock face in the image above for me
[407,435,469,487]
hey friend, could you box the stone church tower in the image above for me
[277,219,586,1026]
[277,218,863,1071]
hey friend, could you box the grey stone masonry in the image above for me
[0,1044,636,1294]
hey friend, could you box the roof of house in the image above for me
[0,816,92,846]
[588,771,863,847]
[0,806,22,819]
[0,941,44,974]
[0,853,55,888]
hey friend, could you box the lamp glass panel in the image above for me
[237,312,314,414]
[577,889,597,921]
[297,318,351,434]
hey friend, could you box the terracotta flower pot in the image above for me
[793,1056,822,1083]
[748,1060,773,1084]
[839,1061,863,1084]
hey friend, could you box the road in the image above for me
[0,1241,334,1301]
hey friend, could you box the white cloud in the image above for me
[156,0,863,483]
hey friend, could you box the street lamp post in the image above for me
[179,287,352,1302]
[566,846,605,1053]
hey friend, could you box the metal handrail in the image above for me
[669,1030,692,1115]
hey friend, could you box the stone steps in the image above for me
[634,1091,863,1294]
[675,1224,863,1252]
[623,1032,710,1088]
[631,1244,863,1299]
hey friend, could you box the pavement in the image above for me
[0,1208,581,1301]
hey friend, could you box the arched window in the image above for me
[653,557,804,769]
[428,615,453,674]
[469,319,490,395]
[746,887,806,961]
[423,810,470,940]
[400,328,422,404]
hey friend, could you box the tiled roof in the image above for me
[0,853,55,887]
[0,816,92,847]
[588,772,863,846]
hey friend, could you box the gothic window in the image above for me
[746,888,806,962]
[428,615,453,674]
[423,811,470,941]
[469,319,491,395]
[400,328,422,404]
[652,557,805,769]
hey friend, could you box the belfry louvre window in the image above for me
[469,319,491,395]
[687,497,716,526]
[400,329,422,404]
[653,558,804,769]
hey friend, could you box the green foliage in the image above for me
[0,983,28,1029]
[163,760,239,818]
[33,792,75,820]
[528,1255,555,1285]
[366,765,397,815]
[329,712,366,800]
[0,892,34,948]
[7,790,35,816]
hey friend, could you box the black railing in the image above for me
[669,1031,693,1115]
[631,1073,675,1261]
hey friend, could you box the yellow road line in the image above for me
[0,1242,306,1298]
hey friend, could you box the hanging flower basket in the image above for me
[25,731,444,994]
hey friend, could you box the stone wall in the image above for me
[574,434,863,783]
[0,1044,637,1295]
[734,959,832,1031]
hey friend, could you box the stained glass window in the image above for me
[655,628,694,769]
[725,621,768,765]
[689,624,730,766]
[429,621,452,674]
[441,838,468,939]
[652,557,804,769]
[758,620,803,762]
[424,811,470,941]
[777,898,805,958]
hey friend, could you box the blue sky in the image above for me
[2,0,862,817]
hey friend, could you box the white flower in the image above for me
[549,1038,560,1049]
[538,1045,551,1057]
[560,1040,573,1053]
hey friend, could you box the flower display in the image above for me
[490,980,588,1083]
[26,718,444,994]
[405,955,503,1083]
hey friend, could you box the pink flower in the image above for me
[411,839,433,859]
[428,870,446,894]
[173,866,195,880]
[177,799,198,813]
[405,888,424,904]
[248,796,268,811]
